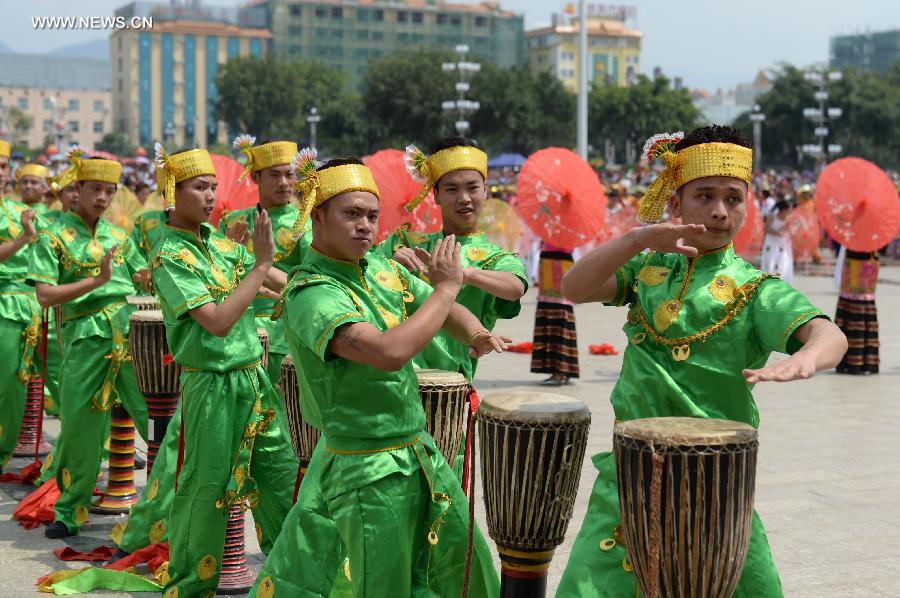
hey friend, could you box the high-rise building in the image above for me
[830,29,900,74]
[252,0,524,88]
[525,7,642,91]
[111,1,271,148]
[0,54,112,150]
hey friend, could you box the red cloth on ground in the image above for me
[13,479,59,529]
[589,343,619,355]
[54,546,115,562]
[0,461,42,484]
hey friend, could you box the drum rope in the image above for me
[647,448,664,598]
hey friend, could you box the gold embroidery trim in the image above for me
[778,310,822,351]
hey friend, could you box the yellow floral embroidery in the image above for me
[150,519,166,544]
[146,478,159,502]
[197,554,217,580]
[343,557,352,581]
[75,506,89,525]
[0,423,4,438]
[255,522,263,546]
[405,231,430,244]
[62,467,72,489]
[708,275,738,303]
[212,266,231,289]
[636,266,671,286]
[212,237,237,253]
[144,218,159,231]
[177,248,197,268]
[276,227,293,249]
[7,222,20,237]
[163,586,178,598]
[88,239,103,260]
[374,270,403,292]
[61,227,77,243]
[110,227,127,241]
[653,299,681,332]
[466,246,489,262]
[154,561,170,586]
[109,522,125,545]
[377,305,400,329]
[258,576,275,598]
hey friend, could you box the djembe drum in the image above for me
[217,326,272,594]
[127,295,160,311]
[614,417,758,598]
[415,369,468,468]
[129,309,181,473]
[478,392,591,597]
[279,355,320,502]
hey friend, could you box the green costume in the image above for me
[150,223,297,597]
[249,248,500,598]
[130,209,168,258]
[40,206,67,416]
[26,211,150,532]
[219,204,312,383]
[557,244,825,597]
[0,198,48,469]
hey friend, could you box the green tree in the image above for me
[95,132,134,156]
[5,106,33,144]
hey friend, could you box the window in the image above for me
[68,120,80,132]
[119,79,123,92]
[356,29,369,40]
[412,12,423,24]
[68,99,80,111]
[315,6,326,17]
[357,8,368,20]
[289,25,302,35]
[450,16,462,26]
[372,31,384,41]
[562,51,575,61]
[475,16,487,27]
[374,9,384,21]
[93,100,104,112]
[331,6,342,18]
[397,11,408,23]
[43,119,52,131]
[17,98,27,109]
[437,14,448,24]
[561,69,575,79]
[289,4,302,16]
[43,98,54,110]
[118,57,123,71]
[93,121,104,133]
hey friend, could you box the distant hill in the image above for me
[0,40,13,54]
[45,39,108,60]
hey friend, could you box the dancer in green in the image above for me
[0,152,49,471]
[249,153,502,598]
[557,126,849,597]
[150,146,296,597]
[26,150,150,538]
[221,135,312,383]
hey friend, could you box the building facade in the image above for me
[830,29,900,74]
[111,2,271,148]
[0,55,112,150]
[255,0,524,88]
[525,11,642,91]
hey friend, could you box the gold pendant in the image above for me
[402,290,414,303]
[672,344,691,361]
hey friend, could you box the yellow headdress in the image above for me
[637,132,753,224]
[290,148,380,238]
[403,143,488,212]
[232,135,298,182]
[14,163,49,181]
[154,143,216,211]
[53,145,123,190]
[0,140,10,159]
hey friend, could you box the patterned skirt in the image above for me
[835,252,879,374]
[530,300,580,377]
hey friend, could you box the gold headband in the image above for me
[15,164,49,181]
[404,144,488,211]
[638,133,753,223]
[53,146,122,190]
[291,148,380,238]
[0,140,9,158]
[232,135,297,181]
[154,144,216,211]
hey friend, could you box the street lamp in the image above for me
[801,65,842,171]
[441,45,480,136]
[749,103,766,169]
[307,106,321,151]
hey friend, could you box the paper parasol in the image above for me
[515,148,605,248]
[362,149,441,242]
[814,157,900,252]
[209,153,259,228]
[733,188,764,259]
[477,198,523,252]
[104,186,144,233]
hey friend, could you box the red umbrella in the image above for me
[786,201,820,263]
[209,154,258,228]
[92,150,120,161]
[515,148,605,248]
[733,188,764,259]
[815,157,900,252]
[362,149,441,242]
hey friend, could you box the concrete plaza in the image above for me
[0,272,898,596]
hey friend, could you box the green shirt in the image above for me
[282,248,433,442]
[607,244,826,428]
[0,197,49,326]
[27,211,145,341]
[150,223,261,372]
[130,209,168,259]
[378,229,526,380]
[219,204,312,355]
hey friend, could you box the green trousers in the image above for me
[52,335,148,532]
[43,310,63,416]
[163,365,297,598]
[0,318,29,470]
[556,452,784,597]
[250,433,500,598]
[117,403,182,553]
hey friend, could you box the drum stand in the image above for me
[216,505,257,594]
[145,392,179,474]
[13,375,51,456]
[91,405,139,514]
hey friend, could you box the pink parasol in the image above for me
[362,149,441,242]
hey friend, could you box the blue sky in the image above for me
[3,0,898,90]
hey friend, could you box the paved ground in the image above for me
[1,271,899,596]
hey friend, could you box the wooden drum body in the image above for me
[478,391,591,597]
[257,327,269,370]
[614,417,758,598]
[415,369,468,468]
[279,356,320,469]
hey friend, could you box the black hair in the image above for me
[135,182,150,193]
[317,157,364,172]
[428,136,479,155]
[674,125,751,152]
